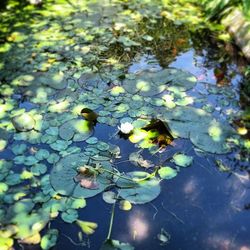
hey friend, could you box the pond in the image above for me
[0,1,249,250]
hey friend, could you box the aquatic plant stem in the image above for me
[107,201,116,240]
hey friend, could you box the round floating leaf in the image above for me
[123,75,165,97]
[86,137,98,145]
[50,153,88,196]
[47,153,60,164]
[38,72,67,90]
[97,142,110,151]
[50,153,113,198]
[12,113,35,132]
[68,197,86,209]
[45,127,59,136]
[172,154,193,167]
[190,119,233,154]
[24,156,39,166]
[158,167,177,179]
[50,140,71,151]
[0,182,8,194]
[35,149,50,161]
[19,233,41,245]
[117,171,161,204]
[102,191,116,204]
[41,229,59,250]
[119,200,132,211]
[59,119,93,141]
[101,239,134,250]
[11,143,27,155]
[0,140,7,151]
[61,209,78,223]
[5,173,21,186]
[31,164,47,176]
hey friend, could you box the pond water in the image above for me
[0,1,249,250]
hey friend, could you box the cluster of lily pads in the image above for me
[0,0,244,249]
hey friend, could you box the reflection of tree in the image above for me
[139,19,190,67]
[190,29,247,86]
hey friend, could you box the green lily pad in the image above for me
[38,72,68,90]
[41,229,59,250]
[101,239,134,250]
[50,140,72,151]
[12,113,35,132]
[59,119,93,141]
[172,154,193,167]
[102,191,116,204]
[0,140,7,151]
[86,137,98,144]
[50,153,113,198]
[61,209,78,223]
[31,163,47,176]
[117,171,161,204]
[11,143,27,155]
[158,166,178,179]
[35,149,50,161]
[0,182,8,194]
[47,153,60,164]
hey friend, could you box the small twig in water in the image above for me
[62,233,87,247]
[150,202,158,220]
[161,202,185,225]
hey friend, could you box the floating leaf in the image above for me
[31,164,47,176]
[102,191,116,204]
[0,140,7,151]
[41,229,58,250]
[101,239,134,250]
[117,171,161,204]
[0,182,8,194]
[19,233,41,245]
[172,154,193,167]
[76,220,98,235]
[12,113,35,132]
[59,119,93,141]
[61,209,78,223]
[157,228,171,245]
[158,167,177,179]
[50,154,113,198]
[11,144,27,155]
[119,200,132,211]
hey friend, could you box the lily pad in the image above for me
[50,154,113,198]
[41,229,58,250]
[61,209,78,223]
[12,113,35,132]
[59,119,93,141]
[190,119,233,154]
[172,154,193,167]
[38,72,68,90]
[101,239,134,250]
[116,171,161,204]
[102,191,116,204]
[158,166,178,179]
